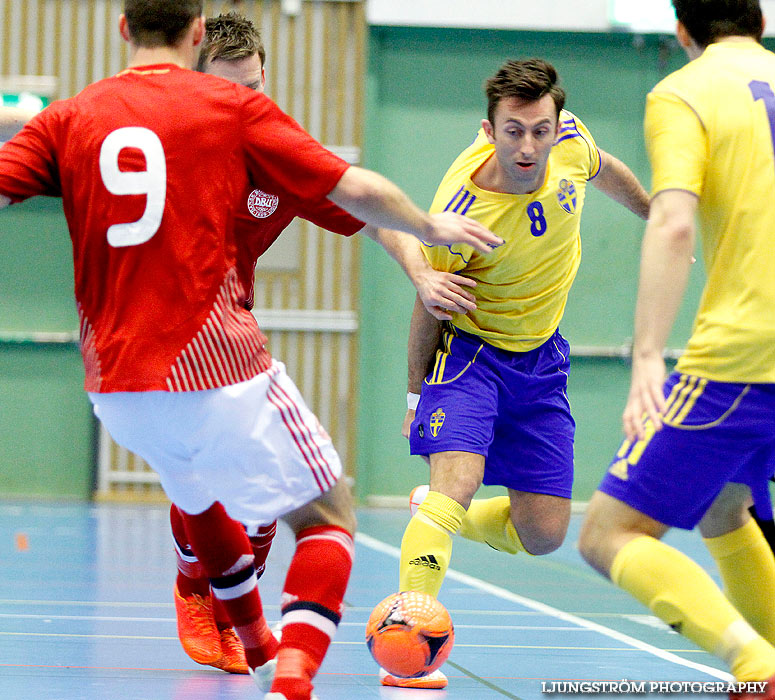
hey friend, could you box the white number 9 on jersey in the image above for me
[99,126,166,248]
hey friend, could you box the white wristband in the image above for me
[407,392,420,411]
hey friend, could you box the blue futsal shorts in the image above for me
[599,372,775,530]
[409,325,574,497]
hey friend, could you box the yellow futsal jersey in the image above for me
[422,111,601,352]
[645,41,775,382]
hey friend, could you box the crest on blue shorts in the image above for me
[430,408,446,437]
[557,179,577,214]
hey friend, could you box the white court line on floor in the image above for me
[0,599,174,608]
[0,613,174,622]
[0,599,283,610]
[0,613,592,633]
[0,631,176,640]
[356,532,732,682]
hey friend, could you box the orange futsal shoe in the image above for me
[212,627,249,674]
[173,585,221,665]
[379,667,448,689]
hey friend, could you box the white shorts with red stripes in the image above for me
[89,360,342,528]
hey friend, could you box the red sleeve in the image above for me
[282,191,363,237]
[0,104,62,202]
[240,92,350,205]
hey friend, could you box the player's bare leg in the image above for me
[507,490,569,553]
[411,480,570,556]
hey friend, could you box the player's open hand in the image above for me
[424,211,503,254]
[622,352,667,441]
[401,409,415,440]
[416,269,477,321]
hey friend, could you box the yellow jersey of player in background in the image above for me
[422,110,601,353]
[646,41,775,382]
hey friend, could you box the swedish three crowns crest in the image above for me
[430,408,446,437]
[557,179,577,214]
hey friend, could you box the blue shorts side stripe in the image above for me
[427,344,484,386]
[668,377,707,425]
[437,329,453,382]
[667,384,750,430]
[427,327,485,386]
[615,375,690,460]
[663,375,693,422]
[429,330,452,384]
[623,420,658,467]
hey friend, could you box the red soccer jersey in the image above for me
[234,185,363,309]
[0,64,350,392]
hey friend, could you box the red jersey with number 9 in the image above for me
[0,64,350,392]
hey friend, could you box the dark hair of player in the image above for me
[672,0,763,48]
[123,0,204,48]
[484,58,566,126]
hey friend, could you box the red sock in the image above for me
[180,503,279,668]
[211,594,231,630]
[249,521,277,579]
[169,504,209,598]
[212,522,276,630]
[271,526,354,699]
[212,518,276,630]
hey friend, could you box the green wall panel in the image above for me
[0,345,93,499]
[1,197,92,498]
[0,197,78,332]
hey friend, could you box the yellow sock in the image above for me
[612,535,775,681]
[458,496,526,554]
[704,519,775,644]
[399,491,465,597]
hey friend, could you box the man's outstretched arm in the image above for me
[592,149,650,220]
[329,166,503,254]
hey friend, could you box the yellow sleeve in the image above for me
[571,114,602,180]
[645,90,707,197]
[423,173,476,273]
[420,240,471,274]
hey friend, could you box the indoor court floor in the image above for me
[0,500,733,700]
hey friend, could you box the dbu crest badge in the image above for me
[247,189,279,219]
[430,408,446,437]
[557,179,577,214]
